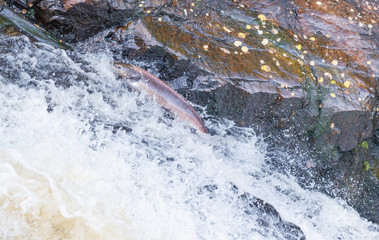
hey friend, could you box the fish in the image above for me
[113,62,208,134]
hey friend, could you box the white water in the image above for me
[0,36,378,240]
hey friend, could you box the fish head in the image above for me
[113,62,143,87]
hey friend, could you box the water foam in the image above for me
[0,36,378,239]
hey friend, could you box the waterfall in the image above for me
[0,35,378,240]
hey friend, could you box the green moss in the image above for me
[359,141,369,150]
[363,161,370,171]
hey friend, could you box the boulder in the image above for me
[239,192,306,240]
[0,0,70,49]
[30,0,137,42]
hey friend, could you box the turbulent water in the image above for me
[0,35,378,240]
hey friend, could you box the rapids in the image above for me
[0,35,378,239]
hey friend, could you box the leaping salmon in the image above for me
[113,62,208,134]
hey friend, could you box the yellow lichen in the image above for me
[238,33,246,38]
[261,65,271,72]
[258,14,266,21]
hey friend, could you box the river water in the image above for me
[0,35,378,239]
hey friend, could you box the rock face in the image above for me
[0,0,70,49]
[89,0,376,153]
[5,0,379,223]
[27,0,136,42]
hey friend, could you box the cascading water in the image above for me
[0,35,378,240]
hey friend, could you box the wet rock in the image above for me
[0,0,70,49]
[240,193,306,240]
[324,143,379,224]
[316,111,373,152]
[186,83,307,130]
[31,0,137,42]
